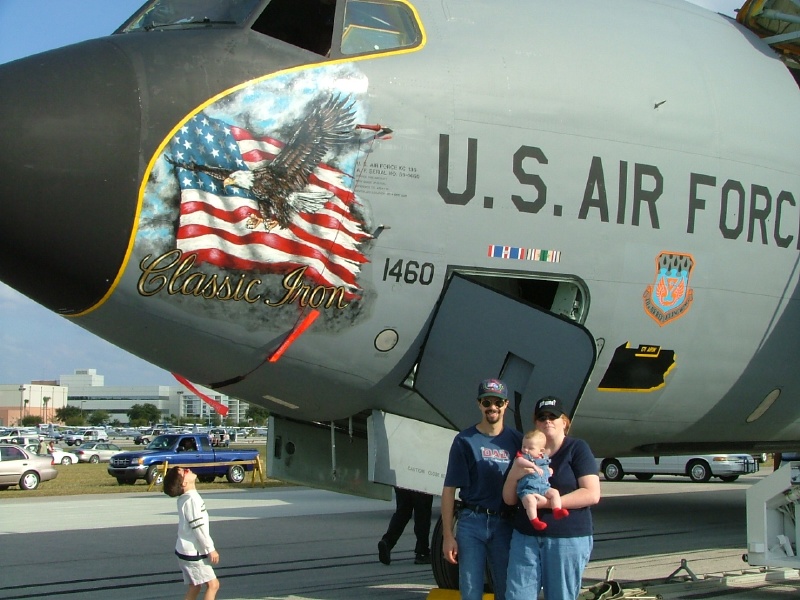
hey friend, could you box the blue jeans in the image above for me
[456,509,514,600]
[505,531,593,600]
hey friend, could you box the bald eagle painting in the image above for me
[156,81,373,296]
[168,95,358,232]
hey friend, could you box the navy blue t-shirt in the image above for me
[444,425,523,513]
[512,436,597,537]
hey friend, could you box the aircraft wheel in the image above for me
[634,473,653,481]
[688,460,711,482]
[602,459,624,481]
[431,515,459,589]
[227,464,246,483]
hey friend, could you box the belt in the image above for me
[175,551,209,561]
[461,503,515,518]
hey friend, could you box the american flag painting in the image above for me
[167,111,371,295]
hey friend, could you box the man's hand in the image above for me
[443,534,458,565]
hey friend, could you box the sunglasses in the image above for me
[480,398,507,408]
[536,414,560,421]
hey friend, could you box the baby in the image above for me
[515,429,569,530]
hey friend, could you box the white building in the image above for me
[60,368,104,387]
[61,369,248,425]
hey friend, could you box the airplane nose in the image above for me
[0,39,141,314]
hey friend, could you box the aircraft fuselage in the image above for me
[1,0,799,459]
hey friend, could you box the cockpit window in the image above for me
[121,0,261,32]
[250,0,420,57]
[341,0,421,55]
[251,0,337,56]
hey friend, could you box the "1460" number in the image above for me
[382,258,435,285]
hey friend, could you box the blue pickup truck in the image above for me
[107,433,259,485]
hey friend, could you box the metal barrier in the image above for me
[147,455,267,491]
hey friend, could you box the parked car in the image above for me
[117,428,140,438]
[0,444,58,490]
[65,428,109,446]
[598,454,759,483]
[134,429,163,445]
[108,434,259,485]
[24,444,79,465]
[75,442,122,463]
[64,431,82,446]
[2,436,43,448]
[2,427,40,437]
[0,430,41,443]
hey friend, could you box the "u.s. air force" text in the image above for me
[437,135,799,249]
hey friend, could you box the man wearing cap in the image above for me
[441,378,523,600]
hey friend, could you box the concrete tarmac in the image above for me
[1,472,799,599]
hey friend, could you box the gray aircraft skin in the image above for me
[1,0,800,484]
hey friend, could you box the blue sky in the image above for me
[0,0,743,386]
[0,0,169,385]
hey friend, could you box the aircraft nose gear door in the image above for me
[414,274,596,430]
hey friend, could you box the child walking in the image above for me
[164,467,220,600]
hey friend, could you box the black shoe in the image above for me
[378,540,391,565]
[414,553,431,565]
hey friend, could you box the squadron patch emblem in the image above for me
[643,252,694,326]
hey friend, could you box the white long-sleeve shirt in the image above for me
[175,489,216,557]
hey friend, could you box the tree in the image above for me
[55,405,84,426]
[21,415,42,426]
[127,403,162,427]
[42,396,51,423]
[246,404,270,425]
[88,410,110,426]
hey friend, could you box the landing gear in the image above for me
[431,516,459,589]
[430,513,496,593]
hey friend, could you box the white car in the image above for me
[65,428,109,446]
[24,444,79,465]
[598,454,759,483]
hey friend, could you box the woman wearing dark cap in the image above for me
[502,396,601,600]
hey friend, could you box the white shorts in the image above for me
[177,557,216,586]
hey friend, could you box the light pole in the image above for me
[18,385,25,425]
[177,391,183,425]
[80,401,86,423]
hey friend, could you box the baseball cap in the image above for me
[534,396,565,417]
[478,378,508,400]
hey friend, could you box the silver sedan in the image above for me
[0,444,58,490]
[75,442,122,463]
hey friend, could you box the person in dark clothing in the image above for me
[378,487,434,565]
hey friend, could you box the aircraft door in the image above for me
[414,274,596,431]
